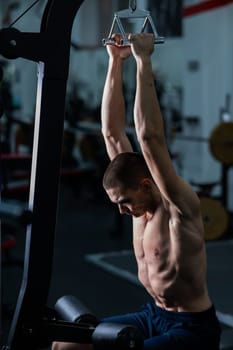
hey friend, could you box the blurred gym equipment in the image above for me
[0,1,144,349]
[209,122,233,166]
[175,120,233,240]
[200,196,229,241]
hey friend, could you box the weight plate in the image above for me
[209,122,233,165]
[200,196,228,240]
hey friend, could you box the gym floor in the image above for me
[1,180,233,349]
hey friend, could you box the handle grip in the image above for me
[102,36,165,46]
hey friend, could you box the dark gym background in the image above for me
[1,0,233,349]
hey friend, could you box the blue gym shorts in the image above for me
[101,302,222,350]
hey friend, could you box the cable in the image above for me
[9,0,41,28]
[129,0,137,12]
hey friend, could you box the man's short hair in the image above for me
[103,152,153,190]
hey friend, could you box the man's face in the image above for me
[106,185,147,217]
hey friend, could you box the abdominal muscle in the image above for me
[133,213,212,312]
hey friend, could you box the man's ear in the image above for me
[140,178,152,192]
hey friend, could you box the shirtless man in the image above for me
[52,33,221,350]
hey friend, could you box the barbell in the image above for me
[175,122,233,166]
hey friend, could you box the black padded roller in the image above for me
[55,295,98,326]
[92,322,143,350]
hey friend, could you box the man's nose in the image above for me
[118,204,127,214]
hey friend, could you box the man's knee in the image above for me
[51,342,92,350]
[51,342,73,350]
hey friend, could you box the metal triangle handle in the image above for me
[102,3,165,46]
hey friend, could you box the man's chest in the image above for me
[132,212,171,260]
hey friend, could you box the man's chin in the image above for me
[132,212,143,218]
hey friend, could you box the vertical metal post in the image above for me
[0,0,86,348]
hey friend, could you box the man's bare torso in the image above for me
[133,199,212,312]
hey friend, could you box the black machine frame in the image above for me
[0,1,149,349]
[0,1,91,349]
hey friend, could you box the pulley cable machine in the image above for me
[0,0,86,348]
[102,0,165,46]
[0,1,144,349]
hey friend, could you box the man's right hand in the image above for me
[106,34,131,60]
[130,33,154,61]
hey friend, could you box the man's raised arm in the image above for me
[101,35,133,160]
[130,33,199,212]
